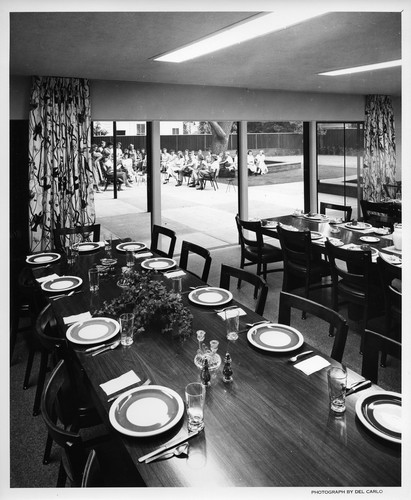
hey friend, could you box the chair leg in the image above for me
[43,433,54,465]
[56,460,67,487]
[33,350,49,416]
[23,348,36,390]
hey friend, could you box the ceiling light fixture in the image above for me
[319,59,402,76]
[154,10,328,63]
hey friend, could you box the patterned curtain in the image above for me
[28,76,95,252]
[362,95,396,201]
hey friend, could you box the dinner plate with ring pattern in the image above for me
[40,275,83,293]
[141,257,176,271]
[303,213,326,221]
[188,287,233,307]
[345,222,372,230]
[310,231,323,240]
[77,242,101,252]
[355,392,401,443]
[26,252,61,265]
[66,317,120,345]
[109,385,184,437]
[116,241,147,252]
[247,323,304,353]
[359,236,380,243]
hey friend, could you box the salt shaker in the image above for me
[223,353,233,383]
[201,358,211,387]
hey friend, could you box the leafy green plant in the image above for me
[94,269,193,341]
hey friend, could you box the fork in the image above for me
[92,340,120,356]
[145,443,189,464]
[288,350,313,363]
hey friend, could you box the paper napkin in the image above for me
[100,370,142,396]
[164,270,186,278]
[134,252,153,259]
[63,311,92,325]
[293,355,330,375]
[36,273,60,283]
[217,308,247,319]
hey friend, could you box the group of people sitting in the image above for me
[247,149,268,175]
[90,141,147,191]
[160,148,237,190]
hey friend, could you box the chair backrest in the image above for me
[40,360,88,486]
[383,182,401,199]
[35,303,65,353]
[219,264,268,316]
[277,225,312,269]
[377,256,402,318]
[361,329,401,385]
[81,449,104,487]
[150,224,176,258]
[278,291,348,362]
[319,202,352,222]
[53,224,101,252]
[235,214,264,251]
[179,240,212,282]
[360,200,400,228]
[325,240,373,292]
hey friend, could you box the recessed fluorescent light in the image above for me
[154,11,328,63]
[319,60,402,76]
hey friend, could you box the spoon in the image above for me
[92,340,120,356]
[146,443,189,464]
[288,350,313,363]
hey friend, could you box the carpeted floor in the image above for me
[9,245,400,490]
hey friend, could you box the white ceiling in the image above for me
[10,11,402,96]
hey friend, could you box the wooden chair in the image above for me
[53,224,101,253]
[278,291,348,362]
[220,264,268,316]
[377,256,402,366]
[361,329,401,385]
[235,214,283,282]
[383,182,401,199]
[179,240,212,282]
[360,200,401,228]
[81,449,103,487]
[325,240,384,353]
[320,202,352,222]
[150,224,176,258]
[203,170,219,190]
[277,225,330,317]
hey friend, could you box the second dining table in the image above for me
[30,235,401,488]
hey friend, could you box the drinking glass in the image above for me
[126,250,135,267]
[171,276,182,294]
[88,268,99,292]
[327,366,347,413]
[120,313,135,346]
[185,382,206,432]
[104,233,113,257]
[225,309,239,340]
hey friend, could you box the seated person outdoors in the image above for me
[120,150,137,183]
[197,154,220,190]
[163,149,178,184]
[183,151,199,187]
[101,154,131,189]
[219,151,236,177]
[247,149,259,175]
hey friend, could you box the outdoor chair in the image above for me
[203,170,219,190]
[235,214,283,283]
[179,240,212,283]
[324,240,384,353]
[277,225,331,317]
[361,329,401,386]
[150,224,177,258]
[319,202,352,222]
[220,264,268,316]
[278,291,348,362]
[53,224,101,253]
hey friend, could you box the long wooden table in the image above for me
[32,239,401,488]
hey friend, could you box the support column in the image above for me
[238,121,248,221]
[309,121,317,212]
[148,121,161,228]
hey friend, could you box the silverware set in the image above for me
[91,340,120,356]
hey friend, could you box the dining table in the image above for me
[28,235,401,489]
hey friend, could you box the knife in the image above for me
[85,340,118,353]
[138,429,200,463]
[346,380,372,396]
[107,379,151,403]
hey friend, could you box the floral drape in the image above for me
[28,76,95,252]
[362,95,396,201]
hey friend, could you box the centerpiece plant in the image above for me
[95,269,193,341]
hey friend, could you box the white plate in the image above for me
[345,222,372,230]
[66,317,120,344]
[379,252,402,266]
[360,236,380,243]
[355,391,401,443]
[26,252,61,265]
[40,275,83,293]
[310,231,323,240]
[303,213,325,221]
[116,241,147,252]
[188,287,233,307]
[109,385,184,437]
[78,242,101,252]
[141,257,176,271]
[247,323,304,353]
[328,238,344,247]
[373,228,390,235]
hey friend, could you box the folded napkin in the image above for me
[217,307,247,319]
[100,370,142,396]
[164,270,186,278]
[36,273,60,283]
[294,355,330,375]
[134,251,153,259]
[63,311,92,325]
